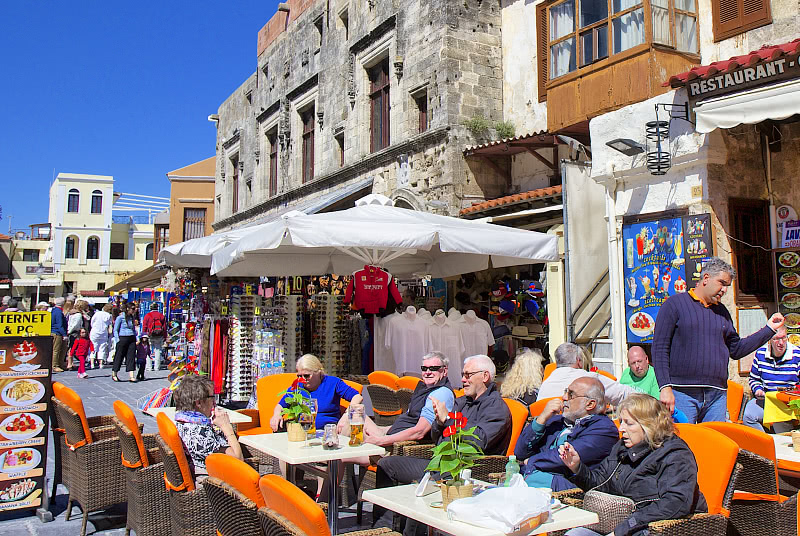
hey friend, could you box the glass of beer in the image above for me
[348,403,365,447]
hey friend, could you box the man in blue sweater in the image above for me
[50,297,68,372]
[653,257,784,423]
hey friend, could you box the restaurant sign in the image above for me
[688,56,799,100]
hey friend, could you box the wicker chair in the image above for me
[365,384,402,426]
[368,371,400,389]
[112,401,171,536]
[259,474,402,536]
[700,421,797,536]
[54,386,126,536]
[396,388,414,413]
[396,376,421,391]
[155,412,217,536]
[206,452,267,507]
[203,477,263,536]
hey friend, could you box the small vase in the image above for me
[287,422,306,442]
[441,482,474,509]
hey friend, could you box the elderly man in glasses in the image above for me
[516,377,618,491]
[374,355,511,534]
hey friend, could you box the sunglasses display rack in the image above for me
[310,294,353,376]
[226,294,261,402]
[273,294,304,371]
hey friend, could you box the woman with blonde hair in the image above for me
[559,394,707,536]
[501,348,544,405]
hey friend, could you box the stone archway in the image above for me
[390,189,423,211]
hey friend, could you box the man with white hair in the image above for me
[0,296,10,312]
[375,354,511,534]
[537,343,635,405]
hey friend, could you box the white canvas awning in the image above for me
[12,279,61,287]
[694,78,800,133]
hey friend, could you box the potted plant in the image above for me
[425,411,483,507]
[280,377,313,442]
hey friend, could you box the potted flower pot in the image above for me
[441,481,474,509]
[287,421,306,442]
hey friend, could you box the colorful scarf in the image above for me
[174,410,212,425]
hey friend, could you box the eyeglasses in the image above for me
[297,373,313,380]
[564,389,589,401]
[421,365,444,372]
[462,370,485,379]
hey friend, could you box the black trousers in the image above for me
[112,336,136,373]
[375,456,434,536]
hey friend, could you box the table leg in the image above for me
[287,463,297,485]
[328,459,339,535]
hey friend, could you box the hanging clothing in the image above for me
[426,317,466,386]
[385,312,429,376]
[460,315,495,358]
[373,313,398,374]
[344,265,402,315]
[211,319,228,395]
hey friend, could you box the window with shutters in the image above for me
[183,208,206,241]
[711,0,771,42]
[301,107,315,183]
[231,155,239,214]
[87,237,100,260]
[729,198,773,304]
[268,130,278,196]
[369,58,391,152]
[154,224,169,261]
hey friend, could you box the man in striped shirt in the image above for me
[743,326,800,432]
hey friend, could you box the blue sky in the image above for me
[0,1,279,233]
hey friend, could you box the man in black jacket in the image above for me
[375,354,512,534]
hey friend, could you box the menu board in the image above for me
[0,312,52,513]
[622,213,713,343]
[775,248,800,346]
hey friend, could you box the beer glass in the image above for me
[348,403,365,447]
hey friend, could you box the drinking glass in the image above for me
[349,403,365,447]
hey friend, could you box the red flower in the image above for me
[443,425,458,437]
[448,411,467,429]
[291,377,308,390]
[590,366,598,373]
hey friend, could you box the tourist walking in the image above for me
[135,335,151,381]
[67,300,90,370]
[112,303,138,382]
[69,328,93,379]
[89,303,113,369]
[141,302,166,370]
[51,297,69,372]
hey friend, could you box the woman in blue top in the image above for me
[112,303,138,383]
[269,353,363,431]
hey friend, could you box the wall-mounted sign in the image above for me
[24,266,54,275]
[781,220,800,248]
[687,55,799,100]
[775,248,800,347]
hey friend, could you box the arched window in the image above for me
[65,236,77,259]
[91,190,103,214]
[145,243,154,260]
[87,237,99,260]
[67,188,80,213]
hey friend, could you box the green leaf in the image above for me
[440,458,460,476]
[456,443,479,455]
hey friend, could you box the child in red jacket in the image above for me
[69,328,94,379]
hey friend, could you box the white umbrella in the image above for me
[210,196,558,278]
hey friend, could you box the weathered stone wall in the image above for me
[213,0,506,231]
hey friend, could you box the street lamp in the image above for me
[34,263,45,306]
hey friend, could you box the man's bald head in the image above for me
[562,377,606,422]
[627,346,650,379]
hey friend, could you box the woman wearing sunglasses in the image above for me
[269,353,363,432]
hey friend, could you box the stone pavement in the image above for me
[0,365,172,535]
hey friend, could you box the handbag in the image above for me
[582,490,636,534]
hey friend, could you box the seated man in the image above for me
[375,354,512,534]
[516,377,618,491]
[619,346,660,398]
[537,342,636,405]
[744,326,800,433]
[173,374,244,475]
[366,352,455,445]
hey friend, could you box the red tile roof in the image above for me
[79,290,108,297]
[0,233,10,240]
[460,185,562,216]
[665,39,800,87]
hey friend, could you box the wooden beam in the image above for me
[526,148,557,171]
[481,156,511,187]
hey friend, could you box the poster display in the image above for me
[622,214,712,343]
[775,248,800,347]
[0,312,52,514]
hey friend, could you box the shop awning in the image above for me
[106,263,167,293]
[693,78,800,133]
[12,279,61,287]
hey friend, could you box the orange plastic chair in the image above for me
[340,379,364,412]
[675,423,739,516]
[700,421,780,490]
[529,396,560,418]
[113,400,150,468]
[596,369,617,381]
[503,398,530,456]
[453,388,465,398]
[397,376,422,391]
[54,385,95,448]
[238,373,296,436]
[156,412,197,492]
[727,380,745,424]
[206,453,266,508]
[543,362,557,381]
[368,370,400,389]
[259,474,331,536]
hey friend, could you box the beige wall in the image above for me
[168,179,215,244]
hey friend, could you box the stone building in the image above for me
[212,0,507,231]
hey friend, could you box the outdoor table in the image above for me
[362,484,599,536]
[240,432,385,535]
[770,433,800,477]
[144,406,253,424]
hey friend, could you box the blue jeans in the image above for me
[672,387,727,423]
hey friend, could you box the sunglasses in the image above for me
[420,365,444,372]
[296,373,313,380]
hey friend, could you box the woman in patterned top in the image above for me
[174,374,243,475]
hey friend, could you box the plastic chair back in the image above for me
[675,423,739,516]
[397,376,422,390]
[504,398,530,456]
[596,369,617,381]
[543,362,557,381]
[156,412,196,492]
[113,400,149,468]
[259,474,330,536]
[530,397,560,418]
[700,421,779,491]
[206,453,266,508]
[368,371,400,389]
[453,388,465,398]
[54,384,93,446]
[341,379,364,412]
[256,373,297,431]
[727,380,745,423]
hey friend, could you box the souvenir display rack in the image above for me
[310,294,351,376]
[227,294,261,402]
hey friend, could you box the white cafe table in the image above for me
[770,433,800,476]
[240,432,385,535]
[363,484,599,536]
[143,406,253,424]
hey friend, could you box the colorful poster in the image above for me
[0,312,52,514]
[775,249,800,347]
[622,218,688,343]
[682,214,713,287]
